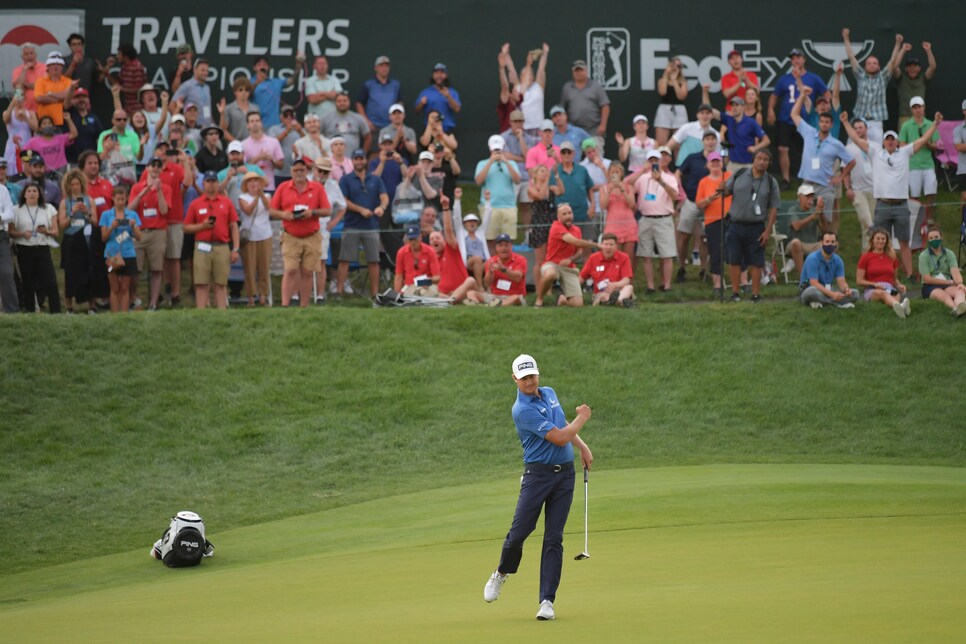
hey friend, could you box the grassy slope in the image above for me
[1,302,964,576]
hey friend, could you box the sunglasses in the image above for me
[113,117,128,122]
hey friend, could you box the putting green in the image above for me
[2,465,964,642]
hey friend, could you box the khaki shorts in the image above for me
[485,206,518,239]
[541,262,581,299]
[677,200,704,234]
[136,228,167,272]
[282,231,322,272]
[637,215,677,258]
[165,223,184,260]
[193,243,230,286]
[515,180,532,204]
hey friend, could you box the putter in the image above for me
[574,466,590,560]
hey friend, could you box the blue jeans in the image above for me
[498,463,575,603]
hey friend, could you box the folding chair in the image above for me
[772,205,792,283]
[936,120,963,192]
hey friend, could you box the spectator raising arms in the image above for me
[615,115,656,173]
[653,58,688,146]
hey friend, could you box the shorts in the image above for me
[908,169,937,197]
[486,206,519,239]
[282,231,323,272]
[776,121,800,148]
[653,104,689,130]
[109,258,138,277]
[541,262,581,299]
[795,240,823,254]
[864,283,896,301]
[922,283,946,299]
[339,229,381,263]
[726,221,766,268]
[636,215,676,258]
[165,223,184,260]
[676,200,704,234]
[873,201,910,242]
[402,284,440,297]
[136,228,167,272]
[193,243,230,286]
[515,180,532,204]
[957,173,966,192]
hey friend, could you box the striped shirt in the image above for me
[851,67,890,122]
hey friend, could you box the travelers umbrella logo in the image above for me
[0,10,84,96]
[586,28,630,91]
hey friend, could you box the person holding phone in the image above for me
[183,171,240,309]
[10,183,61,313]
[98,185,142,313]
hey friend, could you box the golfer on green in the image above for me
[483,353,593,620]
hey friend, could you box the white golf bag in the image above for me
[151,511,214,567]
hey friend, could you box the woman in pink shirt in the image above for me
[24,115,77,173]
[599,164,637,257]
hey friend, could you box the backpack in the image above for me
[153,511,214,568]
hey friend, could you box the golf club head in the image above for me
[574,552,590,560]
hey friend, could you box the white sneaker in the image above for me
[781,259,796,274]
[902,298,911,317]
[344,282,355,295]
[536,599,555,621]
[483,571,507,603]
[838,302,855,309]
[893,301,906,319]
[954,300,966,317]
[810,302,823,309]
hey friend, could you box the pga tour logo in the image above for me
[0,10,85,97]
[585,28,874,93]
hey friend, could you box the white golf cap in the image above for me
[512,354,539,379]
[797,184,815,196]
[540,118,554,131]
[45,51,65,66]
[463,213,480,222]
[418,150,434,162]
[488,134,505,151]
[646,150,661,160]
[227,140,245,154]
[389,103,405,114]
[883,130,898,140]
[909,96,925,107]
[632,114,648,124]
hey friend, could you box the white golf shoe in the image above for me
[483,571,507,602]
[902,298,911,317]
[536,599,555,620]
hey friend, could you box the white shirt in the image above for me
[581,156,612,213]
[846,141,874,193]
[323,177,346,219]
[520,84,544,130]
[12,203,57,246]
[0,184,14,230]
[238,193,274,242]
[868,141,914,200]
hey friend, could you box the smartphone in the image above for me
[116,218,128,226]
[207,215,216,224]
[14,88,24,101]
[651,163,659,172]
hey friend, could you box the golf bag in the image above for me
[373,287,453,308]
[151,511,214,568]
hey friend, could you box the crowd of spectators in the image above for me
[0,30,963,316]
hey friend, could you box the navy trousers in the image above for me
[498,463,575,603]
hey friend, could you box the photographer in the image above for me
[183,172,241,310]
[474,135,520,254]
[97,185,142,313]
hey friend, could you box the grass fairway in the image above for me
[2,465,964,642]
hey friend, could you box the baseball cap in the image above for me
[379,132,394,143]
[463,213,480,223]
[176,43,192,55]
[571,59,587,69]
[789,48,804,57]
[646,150,661,160]
[729,96,746,106]
[510,109,524,121]
[45,52,65,66]
[184,102,198,111]
[290,157,309,167]
[909,96,925,107]
[315,157,332,171]
[170,114,186,124]
[727,50,741,59]
[433,63,448,72]
[883,130,898,140]
[797,184,815,196]
[549,105,566,117]
[73,87,89,97]
[227,140,244,154]
[389,103,405,114]
[200,125,222,138]
[559,141,575,152]
[657,145,673,156]
[540,118,554,131]
[0,158,7,167]
[404,225,420,239]
[26,152,45,166]
[632,114,648,124]
[697,103,714,113]
[203,170,219,182]
[351,148,367,158]
[495,233,512,243]
[580,138,597,151]
[512,354,539,379]
[137,83,156,98]
[904,57,920,66]
[707,151,723,163]
[304,113,320,123]
[418,150,434,162]
[374,55,390,66]
[281,104,295,115]
[488,134,505,151]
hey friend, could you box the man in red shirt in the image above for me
[535,203,599,307]
[429,194,479,303]
[580,233,635,307]
[153,147,193,306]
[720,51,760,102]
[394,224,440,295]
[269,158,331,307]
[183,171,240,309]
[465,232,528,306]
[130,158,174,310]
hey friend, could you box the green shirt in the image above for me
[96,129,141,163]
[898,118,937,171]
[918,247,956,278]
[784,204,819,244]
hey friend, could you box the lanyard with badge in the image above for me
[812,137,824,171]
[751,175,765,216]
[927,249,948,279]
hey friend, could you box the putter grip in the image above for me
[583,467,588,483]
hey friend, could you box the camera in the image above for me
[433,143,444,152]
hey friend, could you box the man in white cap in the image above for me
[840,109,942,281]
[475,134,520,253]
[379,103,417,160]
[524,119,561,171]
[782,183,828,279]
[483,354,593,622]
[35,52,75,127]
[898,96,940,226]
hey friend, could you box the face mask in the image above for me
[42,126,58,136]
[928,239,942,249]
[822,244,837,255]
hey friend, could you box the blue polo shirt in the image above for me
[415,85,461,132]
[339,171,387,230]
[774,72,828,124]
[512,386,574,465]
[797,120,852,187]
[552,125,590,162]
[367,158,405,202]
[720,113,767,164]
[678,151,710,201]
[358,77,402,129]
[473,159,517,208]
[557,163,594,222]
[799,250,844,288]
[253,78,285,129]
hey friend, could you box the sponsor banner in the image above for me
[0,10,84,95]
